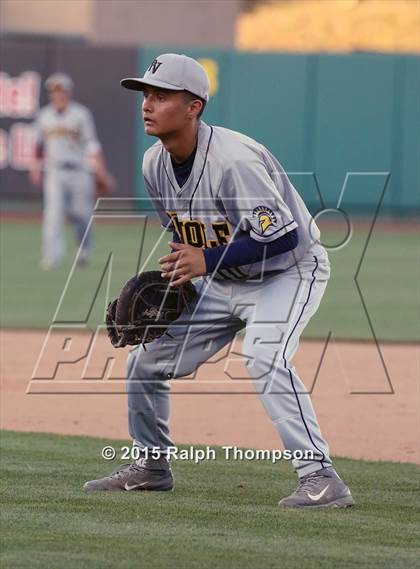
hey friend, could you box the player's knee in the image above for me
[243,340,283,363]
[243,327,287,368]
[243,339,287,381]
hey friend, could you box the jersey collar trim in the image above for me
[161,121,213,194]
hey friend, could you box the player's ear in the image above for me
[188,99,203,120]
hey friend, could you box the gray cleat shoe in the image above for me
[278,467,354,508]
[84,456,174,492]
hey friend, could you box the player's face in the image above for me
[141,87,191,138]
[48,87,71,111]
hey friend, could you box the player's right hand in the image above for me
[159,242,207,287]
[29,168,42,187]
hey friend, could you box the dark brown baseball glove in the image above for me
[106,271,197,348]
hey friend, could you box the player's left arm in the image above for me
[159,229,298,286]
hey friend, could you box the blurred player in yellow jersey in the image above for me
[29,73,114,268]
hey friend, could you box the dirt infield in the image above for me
[1,329,418,464]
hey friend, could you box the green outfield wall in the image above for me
[137,48,419,215]
[1,36,418,215]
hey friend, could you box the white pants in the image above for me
[42,168,94,265]
[127,244,331,478]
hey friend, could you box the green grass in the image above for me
[0,219,418,341]
[1,431,419,569]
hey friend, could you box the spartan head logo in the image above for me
[147,59,163,74]
[252,205,277,234]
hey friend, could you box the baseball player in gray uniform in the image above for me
[29,73,112,268]
[85,54,354,508]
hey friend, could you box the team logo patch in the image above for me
[252,205,277,234]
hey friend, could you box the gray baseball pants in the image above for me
[42,167,94,265]
[126,243,332,478]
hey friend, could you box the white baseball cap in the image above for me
[121,53,209,102]
[45,72,74,92]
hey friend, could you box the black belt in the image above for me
[213,268,287,282]
[58,161,82,171]
[246,268,287,281]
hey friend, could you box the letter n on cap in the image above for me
[148,59,163,74]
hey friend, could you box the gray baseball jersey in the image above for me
[33,101,101,170]
[143,120,320,280]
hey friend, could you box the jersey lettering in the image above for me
[183,221,206,247]
[211,220,231,246]
[168,211,231,248]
